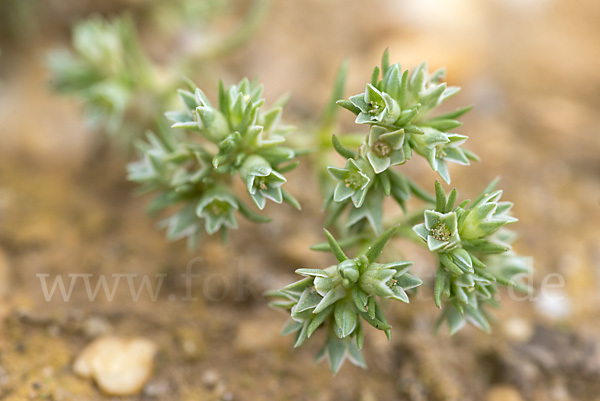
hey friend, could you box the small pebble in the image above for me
[202,370,219,390]
[502,317,534,342]
[144,380,171,398]
[81,316,112,338]
[73,336,157,396]
[485,385,524,401]
[535,289,571,320]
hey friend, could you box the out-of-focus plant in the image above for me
[48,0,272,149]
[48,16,170,147]
[127,78,300,247]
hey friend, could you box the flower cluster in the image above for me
[413,181,531,334]
[327,50,478,235]
[269,227,422,373]
[48,16,166,145]
[337,50,478,184]
[127,78,299,247]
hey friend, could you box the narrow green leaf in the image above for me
[422,118,462,132]
[295,268,330,278]
[332,135,357,159]
[336,99,361,115]
[323,229,348,263]
[435,180,446,212]
[381,48,390,77]
[281,319,303,336]
[433,105,473,120]
[471,177,500,208]
[434,266,447,308]
[355,320,364,349]
[408,179,436,204]
[237,200,271,223]
[293,321,310,348]
[322,60,349,129]
[365,225,399,263]
[445,188,457,212]
[371,66,380,87]
[307,305,334,337]
[381,171,391,196]
[282,189,301,210]
[351,286,368,312]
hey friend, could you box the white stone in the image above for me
[535,289,571,320]
[502,317,534,342]
[73,336,157,396]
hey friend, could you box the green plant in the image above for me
[269,51,531,372]
[48,0,272,149]
[51,15,532,374]
[48,16,169,146]
[268,226,422,372]
[127,78,300,246]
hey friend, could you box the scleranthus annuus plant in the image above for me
[48,16,170,146]
[270,51,531,373]
[52,23,532,375]
[127,78,300,246]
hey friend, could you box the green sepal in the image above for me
[295,268,330,278]
[313,285,347,314]
[334,300,358,338]
[422,118,462,132]
[281,319,303,336]
[307,305,335,338]
[336,99,361,115]
[351,285,368,312]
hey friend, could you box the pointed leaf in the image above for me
[323,229,348,262]
[365,225,399,263]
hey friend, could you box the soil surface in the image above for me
[1,1,600,400]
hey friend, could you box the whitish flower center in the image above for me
[372,139,392,157]
[431,222,452,242]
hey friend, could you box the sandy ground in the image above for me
[0,0,600,400]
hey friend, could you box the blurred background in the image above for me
[0,0,599,400]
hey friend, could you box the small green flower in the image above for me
[411,127,475,184]
[269,227,422,373]
[362,126,406,173]
[359,261,417,302]
[196,190,239,234]
[349,84,400,126]
[327,159,373,207]
[460,190,517,241]
[241,155,286,210]
[413,210,460,252]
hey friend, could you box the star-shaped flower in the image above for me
[327,159,373,208]
[411,127,473,184]
[362,126,406,173]
[240,155,287,210]
[348,84,401,126]
[196,190,239,234]
[413,210,460,252]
